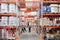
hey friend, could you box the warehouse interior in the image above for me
[0,0,60,40]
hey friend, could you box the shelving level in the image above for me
[42,0,60,28]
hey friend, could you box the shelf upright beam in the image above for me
[16,0,20,40]
[40,0,44,40]
[41,0,43,33]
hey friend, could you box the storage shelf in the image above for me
[0,2,16,4]
[0,26,16,29]
[43,12,60,17]
[20,10,38,12]
[19,0,60,3]
[19,1,40,3]
[26,6,40,8]
[0,13,16,17]
[19,6,40,8]
[19,15,25,17]
[25,15,37,18]
[0,0,16,4]
[43,1,59,4]
[42,26,60,28]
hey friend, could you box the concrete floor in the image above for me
[20,27,40,40]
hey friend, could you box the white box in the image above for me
[9,4,16,13]
[1,3,8,12]
[50,4,58,13]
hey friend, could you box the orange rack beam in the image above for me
[43,0,60,4]
[42,26,60,28]
[0,26,16,29]
[43,12,60,18]
[19,1,40,3]
[19,0,60,4]
[0,13,16,17]
[0,0,16,4]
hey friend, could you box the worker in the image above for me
[27,22,31,32]
[29,26,31,32]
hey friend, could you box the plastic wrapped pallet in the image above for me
[1,3,8,13]
[9,16,17,26]
[40,18,52,26]
[9,4,16,13]
[1,17,8,26]
[1,17,8,23]
[50,4,58,13]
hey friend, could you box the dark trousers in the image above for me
[29,27,31,32]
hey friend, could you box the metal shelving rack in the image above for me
[18,0,41,34]
[0,0,18,40]
[40,0,60,40]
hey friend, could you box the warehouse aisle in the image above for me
[20,27,40,40]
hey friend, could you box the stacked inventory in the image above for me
[40,0,60,40]
[19,0,40,26]
[0,0,18,40]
